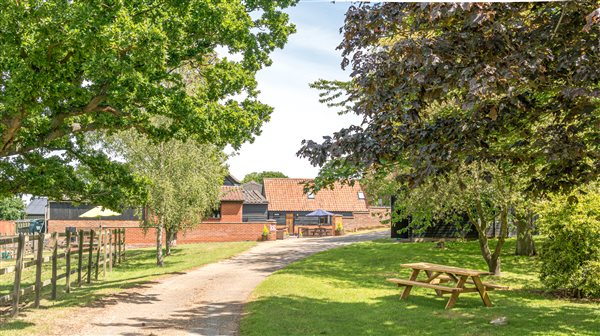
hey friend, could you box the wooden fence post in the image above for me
[87,229,94,284]
[51,232,58,300]
[101,229,107,279]
[122,229,126,261]
[77,230,84,286]
[95,229,101,281]
[117,229,122,264]
[34,232,44,307]
[11,234,26,316]
[65,229,72,293]
[108,230,113,273]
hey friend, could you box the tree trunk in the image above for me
[469,200,507,276]
[515,211,536,256]
[165,229,175,256]
[156,218,164,267]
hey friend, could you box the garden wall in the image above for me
[48,220,276,245]
[342,207,390,231]
[0,220,15,235]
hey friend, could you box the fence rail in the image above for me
[0,227,127,316]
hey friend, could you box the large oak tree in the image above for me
[0,0,296,208]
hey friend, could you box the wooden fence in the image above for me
[0,227,126,316]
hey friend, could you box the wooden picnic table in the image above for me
[301,227,330,237]
[387,262,508,309]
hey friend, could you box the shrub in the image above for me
[536,189,600,298]
[262,225,270,237]
[335,222,344,232]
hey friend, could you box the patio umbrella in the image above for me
[80,206,121,218]
[306,209,335,225]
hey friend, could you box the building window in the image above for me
[358,191,365,200]
[307,192,315,199]
[211,207,221,219]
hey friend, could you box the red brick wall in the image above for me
[48,219,276,245]
[342,207,390,231]
[203,201,243,223]
[124,222,276,245]
[0,220,15,235]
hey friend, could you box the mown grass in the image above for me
[0,241,256,335]
[241,239,600,336]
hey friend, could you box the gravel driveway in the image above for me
[54,230,387,336]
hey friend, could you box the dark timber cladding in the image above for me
[243,204,268,222]
[48,201,140,220]
[241,186,268,222]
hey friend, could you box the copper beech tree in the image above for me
[299,3,600,274]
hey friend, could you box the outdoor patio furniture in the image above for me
[387,262,508,309]
[300,227,331,237]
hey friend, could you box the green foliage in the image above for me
[0,196,24,220]
[536,188,600,298]
[0,0,297,207]
[106,129,227,237]
[299,2,600,196]
[242,171,288,184]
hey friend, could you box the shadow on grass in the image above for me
[0,320,35,331]
[241,294,600,336]
[274,239,541,291]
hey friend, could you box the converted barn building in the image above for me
[262,178,386,233]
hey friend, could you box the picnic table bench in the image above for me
[300,227,331,237]
[387,262,508,309]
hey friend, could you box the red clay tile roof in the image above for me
[220,186,245,202]
[263,178,369,212]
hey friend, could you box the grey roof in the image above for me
[242,181,263,193]
[224,174,241,186]
[25,197,48,215]
[242,189,268,204]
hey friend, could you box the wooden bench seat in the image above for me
[386,278,463,292]
[433,274,508,290]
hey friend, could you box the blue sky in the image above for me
[226,1,361,180]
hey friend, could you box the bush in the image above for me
[536,189,600,298]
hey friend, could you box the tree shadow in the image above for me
[241,294,600,336]
[90,300,246,335]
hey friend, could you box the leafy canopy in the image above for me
[106,129,227,236]
[299,2,600,196]
[242,171,288,184]
[0,0,297,209]
[0,196,25,220]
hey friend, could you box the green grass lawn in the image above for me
[240,239,600,336]
[0,241,256,335]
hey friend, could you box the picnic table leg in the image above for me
[445,275,468,309]
[425,271,443,297]
[400,269,421,299]
[471,276,493,307]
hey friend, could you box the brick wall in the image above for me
[125,222,276,245]
[0,220,15,235]
[203,201,243,223]
[48,219,276,245]
[342,207,390,231]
